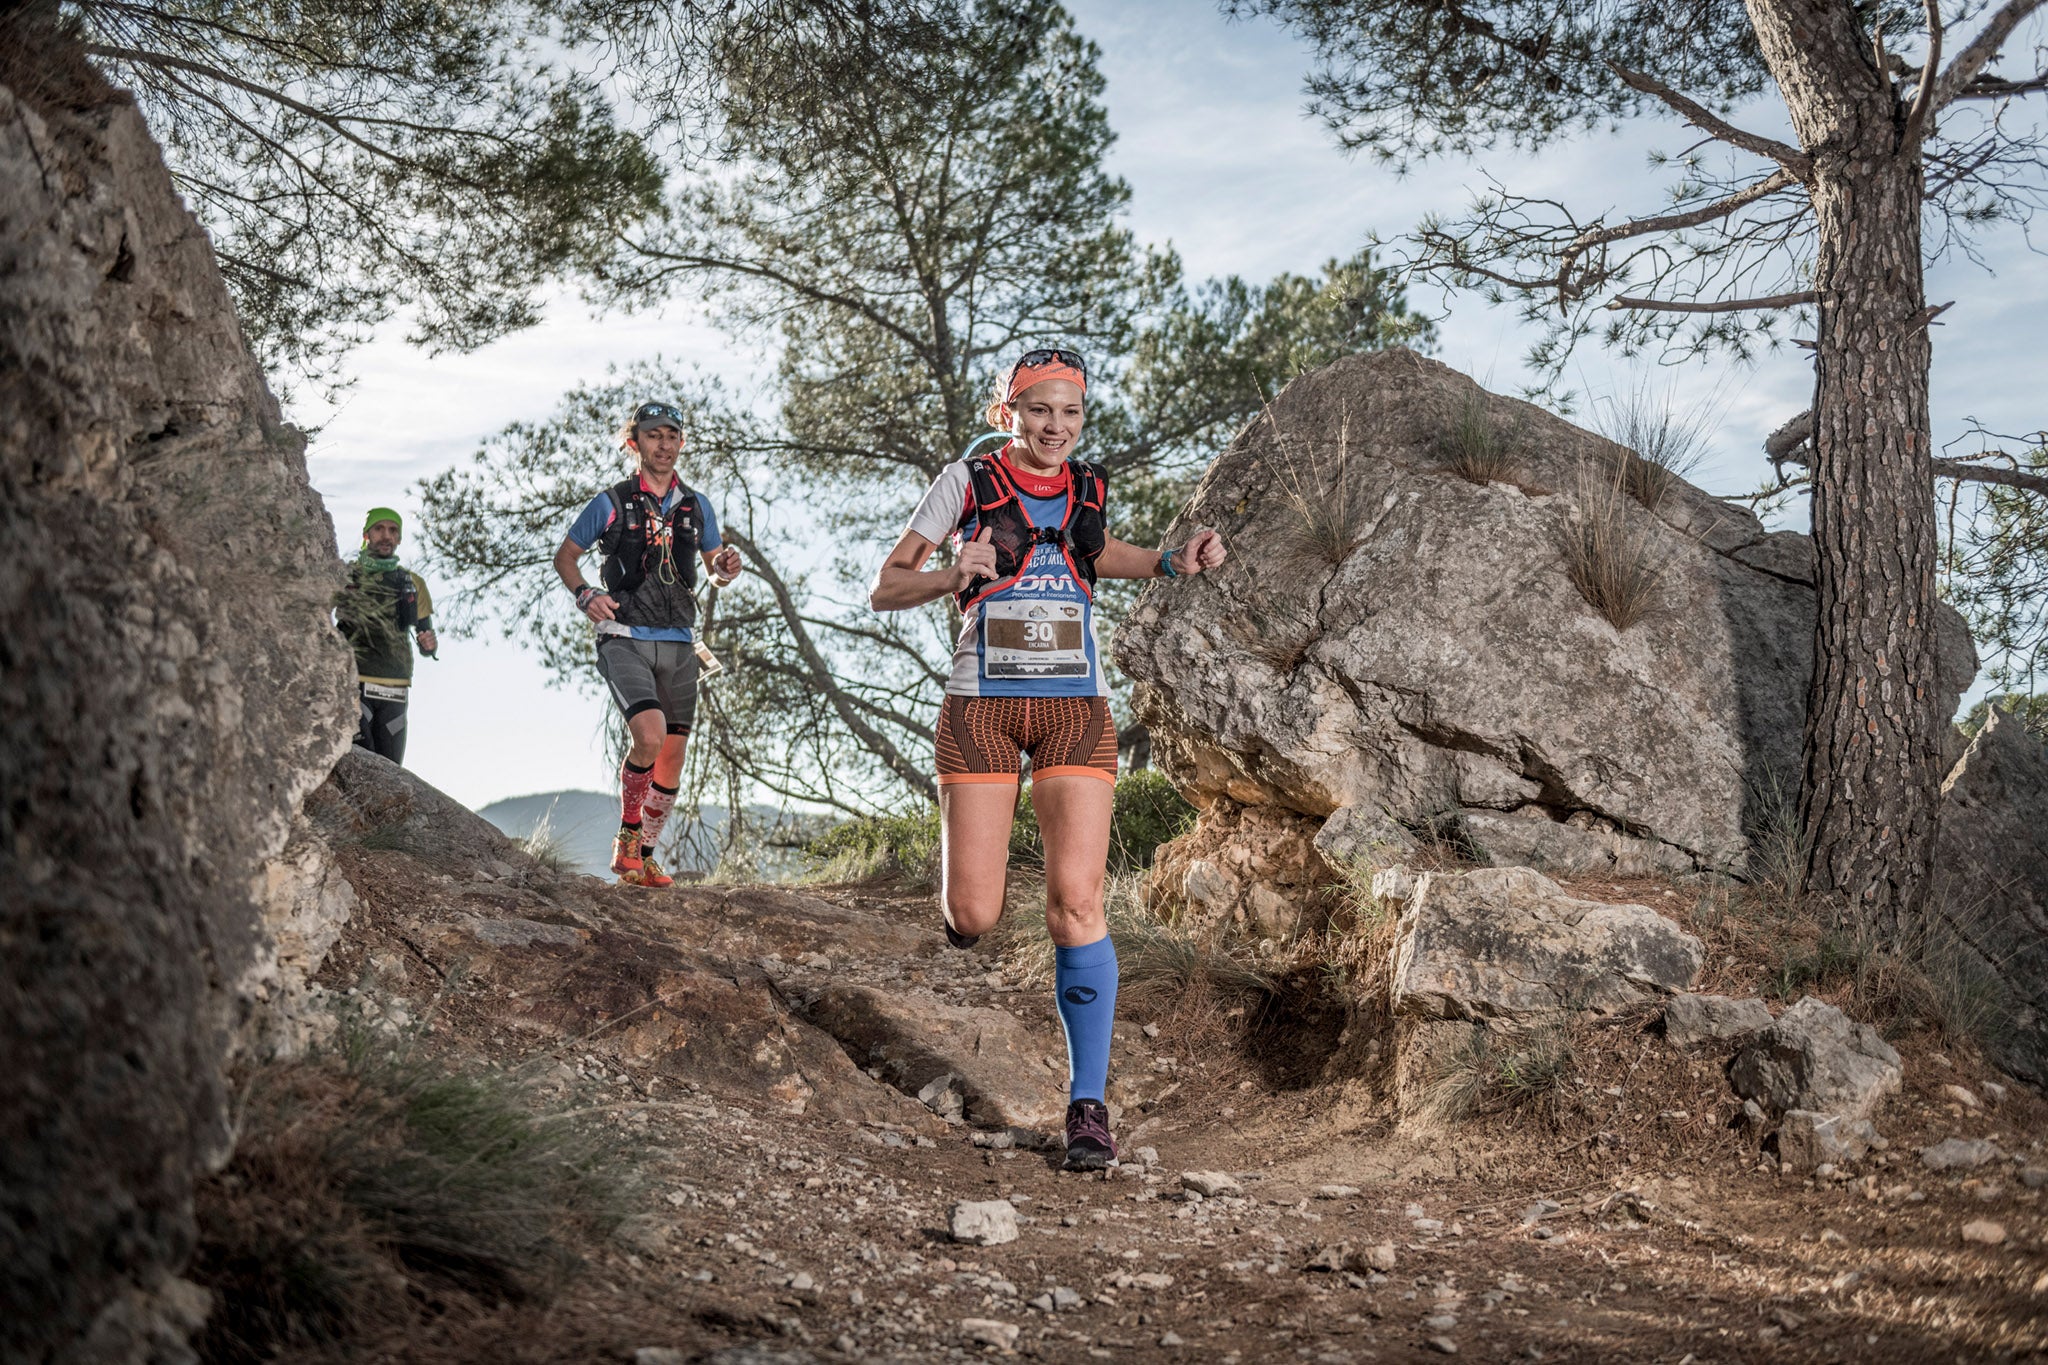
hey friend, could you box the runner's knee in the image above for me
[944,891,1003,937]
[1044,878,1105,941]
[625,705,666,759]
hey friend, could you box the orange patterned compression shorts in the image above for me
[934,695,1118,785]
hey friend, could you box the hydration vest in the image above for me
[954,452,1107,612]
[338,560,423,682]
[599,475,702,595]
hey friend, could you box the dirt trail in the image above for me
[311,833,2048,1365]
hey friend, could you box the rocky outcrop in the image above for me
[309,752,945,1131]
[801,986,1069,1129]
[1932,710,2048,1085]
[0,46,354,1365]
[1117,349,1974,910]
[1382,866,1704,1023]
[1729,996,1902,1121]
[246,813,360,1056]
[1144,802,1342,939]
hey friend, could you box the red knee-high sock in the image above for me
[641,780,679,853]
[619,759,654,825]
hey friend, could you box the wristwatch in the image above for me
[1158,546,1179,579]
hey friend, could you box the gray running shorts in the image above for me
[596,636,700,733]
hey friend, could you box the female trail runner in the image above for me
[868,349,1226,1170]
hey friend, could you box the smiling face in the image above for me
[364,520,401,557]
[632,422,685,482]
[1007,378,1085,472]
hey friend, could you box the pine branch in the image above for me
[1606,63,1813,176]
[1564,167,1802,258]
[1604,290,1818,313]
[1933,0,2048,111]
[1931,457,2048,496]
[1901,0,1944,152]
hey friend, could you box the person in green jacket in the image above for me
[336,507,437,764]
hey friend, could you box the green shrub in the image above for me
[1110,768,1197,871]
[802,809,943,885]
[801,770,1193,885]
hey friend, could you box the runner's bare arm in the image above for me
[869,528,995,611]
[1096,528,1226,579]
[553,535,619,622]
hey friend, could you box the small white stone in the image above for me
[949,1199,1019,1246]
[1962,1219,2007,1245]
[1181,1170,1242,1197]
[960,1318,1021,1349]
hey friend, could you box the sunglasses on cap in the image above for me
[1013,347,1087,375]
[633,401,686,430]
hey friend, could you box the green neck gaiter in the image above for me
[357,549,401,573]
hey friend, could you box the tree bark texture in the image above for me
[1745,0,1947,934]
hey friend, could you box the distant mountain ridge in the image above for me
[478,790,797,879]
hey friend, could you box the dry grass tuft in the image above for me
[1268,405,1370,568]
[1438,391,1524,486]
[1591,380,1714,512]
[1559,454,1669,631]
[518,806,578,874]
[1416,1020,1578,1125]
[191,1024,631,1364]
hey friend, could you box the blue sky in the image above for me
[302,1,2048,810]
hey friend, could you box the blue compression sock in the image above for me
[1054,933,1119,1103]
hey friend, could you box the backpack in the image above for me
[953,452,1107,612]
[599,476,702,595]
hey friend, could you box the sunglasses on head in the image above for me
[634,402,686,429]
[1014,348,1087,375]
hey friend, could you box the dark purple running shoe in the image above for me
[1063,1098,1115,1171]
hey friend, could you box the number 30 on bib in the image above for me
[980,600,1087,679]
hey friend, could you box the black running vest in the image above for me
[954,454,1108,612]
[598,476,703,632]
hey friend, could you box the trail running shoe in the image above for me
[943,919,981,950]
[610,824,643,878]
[1062,1098,1116,1172]
[630,854,675,889]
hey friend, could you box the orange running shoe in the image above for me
[610,824,644,878]
[630,853,675,889]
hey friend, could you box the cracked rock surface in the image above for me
[1115,349,1975,918]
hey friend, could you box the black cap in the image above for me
[633,401,685,431]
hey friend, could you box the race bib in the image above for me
[981,599,1088,679]
[361,682,410,702]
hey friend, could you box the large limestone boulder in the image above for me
[0,50,354,1363]
[1116,349,1974,904]
[1932,710,2048,1085]
[1384,866,1704,1023]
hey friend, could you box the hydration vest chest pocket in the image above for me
[981,599,1088,679]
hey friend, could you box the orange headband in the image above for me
[1005,359,1087,403]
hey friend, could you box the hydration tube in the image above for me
[959,430,1010,462]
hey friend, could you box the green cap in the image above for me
[364,507,403,533]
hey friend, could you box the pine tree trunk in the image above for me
[1745,0,1946,935]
